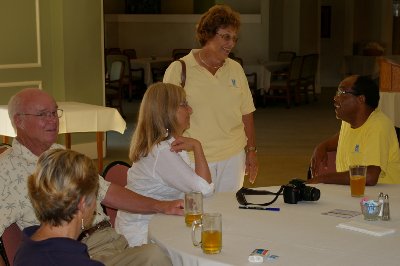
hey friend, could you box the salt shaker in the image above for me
[378,192,384,217]
[381,194,390,221]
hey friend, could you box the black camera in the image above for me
[283,179,320,204]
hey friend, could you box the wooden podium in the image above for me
[380,57,400,92]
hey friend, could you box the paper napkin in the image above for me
[336,220,396,237]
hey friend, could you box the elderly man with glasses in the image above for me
[308,75,400,185]
[0,88,183,265]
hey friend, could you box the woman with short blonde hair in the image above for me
[14,149,103,265]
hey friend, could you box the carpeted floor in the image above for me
[102,87,341,188]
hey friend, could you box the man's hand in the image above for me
[157,199,184,216]
[310,144,328,178]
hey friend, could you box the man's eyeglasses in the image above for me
[18,109,64,119]
[336,88,359,97]
[216,32,238,43]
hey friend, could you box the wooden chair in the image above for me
[102,161,131,227]
[264,55,303,108]
[123,49,146,99]
[106,54,137,102]
[151,65,168,83]
[277,51,296,62]
[271,51,297,81]
[0,143,11,154]
[298,54,319,103]
[0,223,23,266]
[172,48,191,60]
[105,60,125,117]
[107,47,122,55]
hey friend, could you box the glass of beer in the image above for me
[184,191,203,226]
[349,165,367,197]
[191,213,222,254]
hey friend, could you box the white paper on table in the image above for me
[337,220,396,237]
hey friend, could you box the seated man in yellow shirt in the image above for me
[309,75,400,185]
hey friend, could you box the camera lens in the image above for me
[302,186,320,201]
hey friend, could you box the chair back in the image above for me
[278,51,296,62]
[106,54,130,78]
[109,61,124,82]
[288,56,304,81]
[107,48,122,55]
[102,161,131,227]
[1,223,23,266]
[123,49,137,60]
[300,54,319,80]
[172,49,191,60]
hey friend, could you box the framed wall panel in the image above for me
[0,0,41,69]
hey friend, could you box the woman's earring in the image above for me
[165,128,169,138]
[81,218,85,230]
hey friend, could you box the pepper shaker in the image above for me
[381,194,390,221]
[378,192,384,217]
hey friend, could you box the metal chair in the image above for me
[102,161,131,227]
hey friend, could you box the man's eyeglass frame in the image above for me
[17,109,64,119]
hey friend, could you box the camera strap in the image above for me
[236,186,284,206]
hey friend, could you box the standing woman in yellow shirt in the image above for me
[163,4,258,192]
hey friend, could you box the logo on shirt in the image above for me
[231,79,238,88]
[354,144,360,153]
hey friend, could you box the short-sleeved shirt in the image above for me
[115,137,214,246]
[163,50,256,162]
[336,109,400,184]
[0,139,110,236]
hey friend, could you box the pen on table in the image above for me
[239,206,280,211]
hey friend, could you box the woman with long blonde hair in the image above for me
[115,82,213,247]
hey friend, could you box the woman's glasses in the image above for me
[216,32,238,43]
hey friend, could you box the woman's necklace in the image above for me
[199,50,222,69]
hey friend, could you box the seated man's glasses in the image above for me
[336,87,359,97]
[18,109,64,119]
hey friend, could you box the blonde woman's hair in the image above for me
[129,82,186,162]
[28,149,99,226]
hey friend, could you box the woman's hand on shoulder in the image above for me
[170,136,201,153]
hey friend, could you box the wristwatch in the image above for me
[245,146,257,153]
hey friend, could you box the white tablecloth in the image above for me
[244,61,290,94]
[149,184,399,266]
[130,57,172,86]
[379,92,400,128]
[0,102,126,137]
[0,102,126,171]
